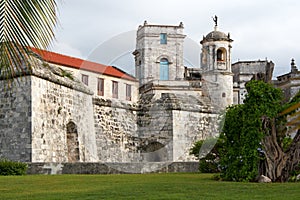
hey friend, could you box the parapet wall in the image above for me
[93,98,139,162]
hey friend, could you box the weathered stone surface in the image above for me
[0,77,32,162]
[27,162,199,174]
[93,97,138,162]
[133,22,186,85]
[31,75,98,162]
[0,59,97,163]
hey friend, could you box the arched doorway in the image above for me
[66,121,80,162]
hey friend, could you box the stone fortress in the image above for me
[0,19,299,174]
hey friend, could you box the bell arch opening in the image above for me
[217,48,226,62]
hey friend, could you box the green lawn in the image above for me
[0,173,299,200]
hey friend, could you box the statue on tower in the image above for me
[212,15,218,26]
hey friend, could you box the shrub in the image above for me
[199,153,220,173]
[0,159,28,175]
[190,138,222,173]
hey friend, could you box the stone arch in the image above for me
[66,121,80,162]
[217,48,227,61]
[139,141,167,162]
[156,55,173,64]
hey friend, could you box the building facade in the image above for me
[0,21,299,172]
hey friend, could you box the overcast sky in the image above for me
[52,0,300,77]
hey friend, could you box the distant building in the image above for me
[273,59,300,101]
[232,60,274,104]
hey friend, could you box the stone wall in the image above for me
[31,75,98,162]
[93,98,139,162]
[173,110,218,161]
[0,57,220,165]
[0,77,32,162]
[137,93,174,162]
[27,162,199,174]
[92,92,217,163]
[137,93,217,162]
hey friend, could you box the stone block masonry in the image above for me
[27,162,199,174]
[0,57,219,168]
[0,59,98,163]
[31,76,98,162]
[92,92,218,164]
[0,77,32,162]
[93,98,139,162]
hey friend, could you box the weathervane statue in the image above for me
[213,15,218,26]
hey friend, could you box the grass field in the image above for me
[0,173,299,199]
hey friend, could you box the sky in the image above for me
[52,0,300,77]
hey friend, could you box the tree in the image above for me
[0,0,57,84]
[220,80,300,182]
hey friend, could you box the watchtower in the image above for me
[133,21,186,86]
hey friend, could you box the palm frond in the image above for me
[279,96,300,133]
[0,0,57,83]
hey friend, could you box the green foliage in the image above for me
[189,140,203,159]
[199,155,220,173]
[0,158,28,176]
[60,69,74,80]
[220,80,284,181]
[289,163,300,182]
[0,0,57,83]
[282,136,293,152]
[190,138,222,173]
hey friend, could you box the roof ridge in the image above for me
[30,47,137,82]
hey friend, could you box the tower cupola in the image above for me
[200,16,234,111]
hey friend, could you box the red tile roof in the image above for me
[30,48,137,81]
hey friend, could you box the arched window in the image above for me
[66,121,80,162]
[217,49,226,61]
[160,58,169,80]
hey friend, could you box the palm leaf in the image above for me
[279,96,300,133]
[279,102,300,116]
[0,0,57,84]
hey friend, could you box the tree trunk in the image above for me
[261,117,300,182]
[282,130,300,181]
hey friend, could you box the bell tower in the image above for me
[200,16,233,111]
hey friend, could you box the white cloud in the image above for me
[52,0,300,77]
[51,42,84,59]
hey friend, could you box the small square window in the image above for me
[82,74,88,86]
[160,33,167,44]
